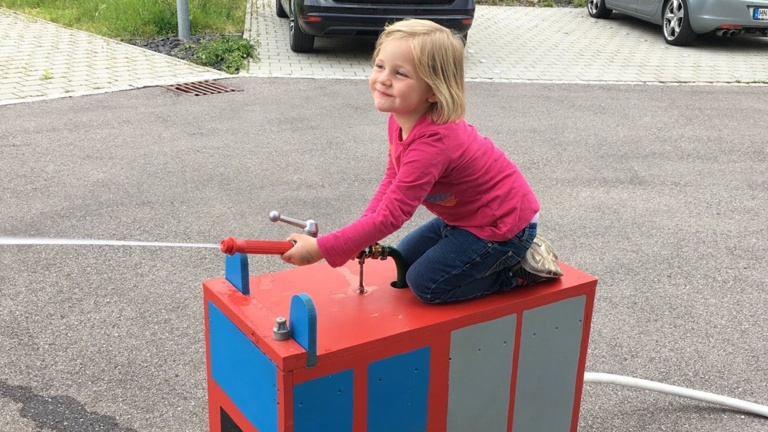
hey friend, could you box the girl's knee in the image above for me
[406,274,441,304]
[410,289,439,304]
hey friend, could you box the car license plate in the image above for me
[754,7,768,20]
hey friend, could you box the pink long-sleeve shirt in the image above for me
[317,114,540,268]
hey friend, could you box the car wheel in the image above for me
[662,0,696,46]
[289,0,314,53]
[276,0,287,18]
[587,0,612,19]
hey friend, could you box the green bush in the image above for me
[191,36,258,74]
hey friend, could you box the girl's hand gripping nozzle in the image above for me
[220,211,319,256]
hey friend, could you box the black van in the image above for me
[276,0,476,52]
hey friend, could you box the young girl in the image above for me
[281,19,560,303]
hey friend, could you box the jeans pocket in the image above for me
[479,224,536,278]
[482,249,523,277]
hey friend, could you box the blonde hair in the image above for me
[373,19,466,124]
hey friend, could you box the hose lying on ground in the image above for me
[584,372,768,418]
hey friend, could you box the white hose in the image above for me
[0,237,219,248]
[584,372,768,418]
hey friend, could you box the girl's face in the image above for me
[369,39,436,125]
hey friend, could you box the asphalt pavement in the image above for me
[1,4,768,432]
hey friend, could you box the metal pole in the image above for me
[176,0,191,41]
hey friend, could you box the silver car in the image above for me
[587,0,768,46]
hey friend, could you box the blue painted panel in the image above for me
[208,301,277,432]
[368,347,430,432]
[290,293,317,367]
[294,369,354,432]
[225,253,250,295]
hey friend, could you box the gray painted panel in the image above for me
[512,296,586,432]
[447,314,516,432]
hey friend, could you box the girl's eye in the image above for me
[396,70,408,77]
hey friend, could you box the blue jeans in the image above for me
[396,218,537,304]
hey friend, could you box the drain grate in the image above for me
[164,80,241,96]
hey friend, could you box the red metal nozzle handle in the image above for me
[220,237,293,255]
